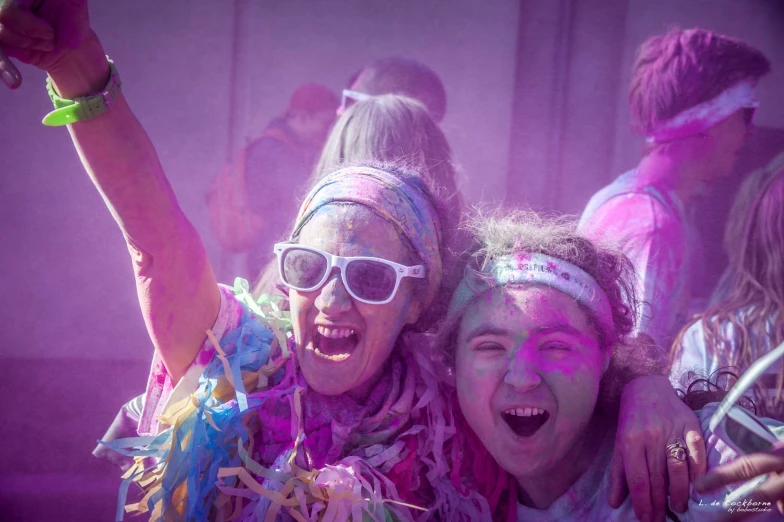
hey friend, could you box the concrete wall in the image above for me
[506,0,630,212]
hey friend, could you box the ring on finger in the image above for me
[666,438,688,462]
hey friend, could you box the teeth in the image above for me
[317,326,356,339]
[313,347,351,362]
[504,407,546,417]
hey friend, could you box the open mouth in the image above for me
[312,326,360,362]
[502,407,550,438]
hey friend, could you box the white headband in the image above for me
[447,252,614,331]
[646,80,759,143]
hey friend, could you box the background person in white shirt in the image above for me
[579,28,771,352]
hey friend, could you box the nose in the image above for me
[503,348,542,392]
[315,268,352,314]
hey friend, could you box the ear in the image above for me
[404,296,424,325]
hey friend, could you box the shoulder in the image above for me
[596,192,678,225]
[581,189,681,244]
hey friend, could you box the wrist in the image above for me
[628,375,675,394]
[46,33,110,98]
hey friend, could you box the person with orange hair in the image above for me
[579,28,771,352]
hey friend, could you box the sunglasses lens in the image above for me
[281,248,328,290]
[346,259,397,302]
[725,413,775,454]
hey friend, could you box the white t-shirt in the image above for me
[578,170,697,351]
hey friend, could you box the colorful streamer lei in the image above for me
[99,279,491,522]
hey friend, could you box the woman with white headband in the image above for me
[441,211,784,521]
[0,2,720,520]
[579,27,771,352]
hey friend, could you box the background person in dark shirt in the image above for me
[244,83,338,277]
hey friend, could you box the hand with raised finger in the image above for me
[612,375,707,522]
[696,443,784,521]
[0,0,90,88]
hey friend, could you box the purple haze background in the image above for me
[0,0,782,519]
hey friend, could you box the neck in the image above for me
[635,147,704,203]
[344,356,392,403]
[516,413,610,510]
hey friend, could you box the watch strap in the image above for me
[43,58,122,127]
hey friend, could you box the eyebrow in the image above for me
[464,322,585,342]
[464,325,510,342]
[530,323,585,337]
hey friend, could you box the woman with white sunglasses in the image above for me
[0,1,717,520]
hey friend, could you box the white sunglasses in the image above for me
[340,89,372,111]
[273,242,425,305]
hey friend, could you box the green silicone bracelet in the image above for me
[43,58,122,127]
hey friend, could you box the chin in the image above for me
[299,347,367,396]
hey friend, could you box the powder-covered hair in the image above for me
[438,210,666,407]
[357,57,447,122]
[671,158,784,417]
[629,27,771,136]
[252,96,466,317]
[314,94,462,217]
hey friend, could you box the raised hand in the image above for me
[0,0,90,88]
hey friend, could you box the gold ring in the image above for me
[666,438,688,462]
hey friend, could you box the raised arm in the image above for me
[0,1,220,382]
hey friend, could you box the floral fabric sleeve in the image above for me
[137,284,244,436]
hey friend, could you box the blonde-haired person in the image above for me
[670,157,784,419]
[252,94,466,298]
[709,152,784,306]
[442,210,784,521]
[579,28,772,351]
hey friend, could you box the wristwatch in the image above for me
[43,58,122,127]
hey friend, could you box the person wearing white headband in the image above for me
[440,211,784,522]
[578,27,771,352]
